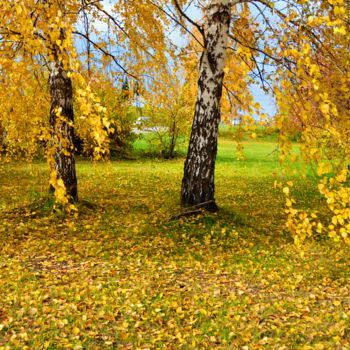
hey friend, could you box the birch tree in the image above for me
[0,0,170,206]
[0,0,88,204]
[48,30,78,201]
[166,0,345,212]
[146,0,265,211]
[180,1,231,211]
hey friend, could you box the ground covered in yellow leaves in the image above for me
[1,139,350,349]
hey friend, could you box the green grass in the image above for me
[0,136,349,349]
[132,133,187,159]
[218,124,280,142]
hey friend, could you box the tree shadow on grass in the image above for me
[3,196,103,220]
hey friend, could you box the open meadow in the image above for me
[1,134,350,349]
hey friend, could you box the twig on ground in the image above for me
[170,200,215,220]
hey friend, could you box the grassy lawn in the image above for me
[1,135,349,349]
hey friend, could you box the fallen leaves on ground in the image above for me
[1,145,349,349]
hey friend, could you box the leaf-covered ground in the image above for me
[1,138,350,349]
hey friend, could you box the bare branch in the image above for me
[228,33,293,65]
[146,0,204,48]
[173,0,204,36]
[73,31,139,80]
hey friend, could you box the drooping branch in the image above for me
[146,0,204,48]
[172,0,204,36]
[88,2,156,59]
[228,33,294,66]
[73,31,139,80]
[251,0,345,71]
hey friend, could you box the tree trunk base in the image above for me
[203,201,218,213]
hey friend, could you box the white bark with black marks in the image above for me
[49,55,77,201]
[181,0,231,212]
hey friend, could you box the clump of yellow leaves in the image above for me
[48,169,75,213]
[284,170,350,249]
[283,181,321,250]
[74,79,111,161]
[318,171,350,244]
[275,0,350,249]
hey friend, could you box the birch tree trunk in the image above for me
[49,53,78,202]
[181,0,231,212]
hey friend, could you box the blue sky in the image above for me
[250,84,276,118]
